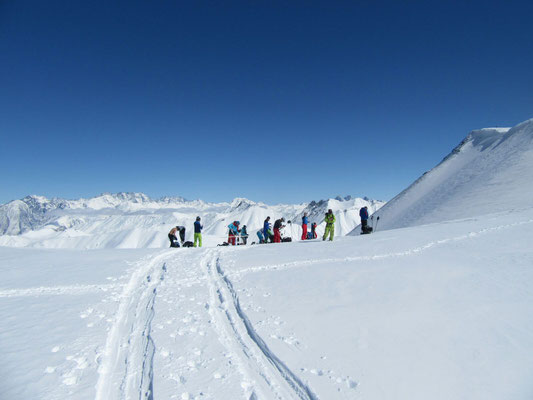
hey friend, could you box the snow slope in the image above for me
[0,194,384,249]
[352,118,533,232]
[2,206,533,399]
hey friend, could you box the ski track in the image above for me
[0,283,120,298]
[94,250,172,400]
[204,249,319,400]
[228,218,533,278]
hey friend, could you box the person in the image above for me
[301,212,309,240]
[310,222,318,239]
[240,224,249,245]
[359,206,369,233]
[263,217,271,243]
[256,229,265,244]
[168,225,186,247]
[273,217,285,243]
[323,209,335,241]
[228,221,240,245]
[194,216,203,247]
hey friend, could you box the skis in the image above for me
[361,216,380,235]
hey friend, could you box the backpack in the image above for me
[217,242,229,246]
[306,232,313,239]
[281,237,292,243]
[183,241,194,247]
[361,226,373,235]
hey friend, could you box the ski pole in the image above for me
[374,216,380,232]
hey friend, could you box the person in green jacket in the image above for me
[323,209,336,241]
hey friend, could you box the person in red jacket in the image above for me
[273,218,285,243]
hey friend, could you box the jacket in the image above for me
[194,221,203,233]
[325,213,336,225]
[359,208,369,221]
[228,223,239,235]
[302,216,308,225]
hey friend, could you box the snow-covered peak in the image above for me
[353,118,533,233]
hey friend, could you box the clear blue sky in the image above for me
[1,1,532,205]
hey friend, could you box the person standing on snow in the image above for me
[194,216,203,247]
[273,217,285,243]
[263,217,271,243]
[323,209,335,241]
[240,225,249,245]
[311,222,318,239]
[301,212,309,240]
[228,221,240,245]
[359,206,369,233]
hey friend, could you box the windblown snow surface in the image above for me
[1,118,533,400]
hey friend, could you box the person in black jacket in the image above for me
[273,218,285,243]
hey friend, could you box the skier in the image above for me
[301,212,309,240]
[194,216,203,247]
[273,217,285,243]
[323,209,335,241]
[228,221,240,245]
[359,206,370,234]
[241,225,249,245]
[256,229,265,244]
[168,225,186,247]
[263,217,271,243]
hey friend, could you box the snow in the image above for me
[2,206,533,399]
[0,194,384,249]
[2,117,533,399]
[360,119,533,232]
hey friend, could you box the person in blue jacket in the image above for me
[228,221,240,245]
[240,225,249,245]
[301,212,309,240]
[257,229,265,244]
[263,217,271,243]
[193,216,203,247]
[360,206,370,233]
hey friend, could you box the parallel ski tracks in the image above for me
[95,251,172,400]
[204,249,318,400]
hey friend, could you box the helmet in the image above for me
[281,217,285,222]
[328,209,333,213]
[196,216,201,221]
[235,221,240,225]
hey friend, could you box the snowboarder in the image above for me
[323,209,335,241]
[359,206,371,234]
[301,212,309,240]
[240,225,249,245]
[168,225,186,247]
[228,221,240,245]
[194,216,203,247]
[273,218,285,243]
[310,222,318,239]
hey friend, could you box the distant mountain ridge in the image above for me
[0,193,385,248]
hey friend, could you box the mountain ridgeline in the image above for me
[0,193,384,249]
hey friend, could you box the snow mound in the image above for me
[351,118,533,232]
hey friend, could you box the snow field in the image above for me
[2,205,533,399]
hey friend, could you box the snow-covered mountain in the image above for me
[350,118,533,233]
[0,193,384,248]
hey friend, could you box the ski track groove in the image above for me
[204,249,319,400]
[229,218,533,278]
[94,251,172,400]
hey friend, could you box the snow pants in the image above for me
[323,224,334,241]
[301,224,308,240]
[257,231,264,243]
[168,233,180,247]
[274,228,281,243]
[194,233,202,247]
[228,233,236,245]
[179,228,186,243]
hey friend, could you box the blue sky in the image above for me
[1,1,532,205]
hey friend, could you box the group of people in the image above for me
[168,216,204,248]
[168,206,373,248]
